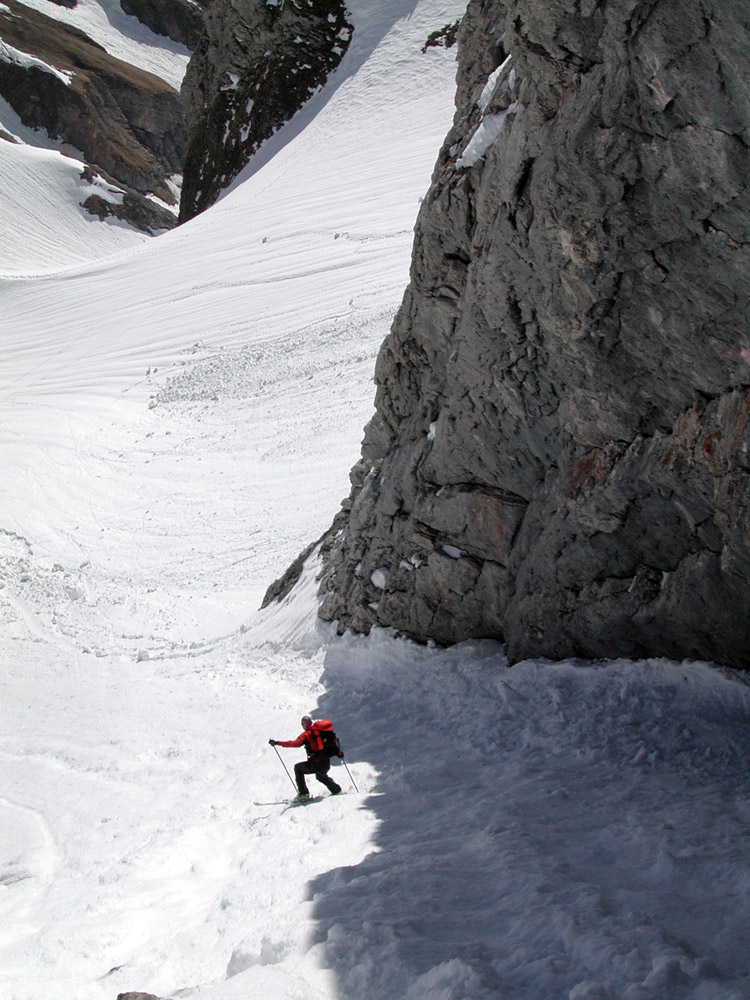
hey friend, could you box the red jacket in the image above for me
[277,719,334,758]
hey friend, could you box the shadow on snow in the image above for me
[306,629,750,1000]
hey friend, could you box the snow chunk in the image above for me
[79,170,125,206]
[0,39,74,85]
[442,544,463,559]
[221,72,241,91]
[371,567,388,589]
[478,54,511,112]
[427,421,437,441]
[240,99,256,142]
[457,102,517,169]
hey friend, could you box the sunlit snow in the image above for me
[2,2,749,1000]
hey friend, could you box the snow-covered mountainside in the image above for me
[1,3,749,1000]
[0,0,192,267]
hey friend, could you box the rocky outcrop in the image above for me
[119,0,207,50]
[0,0,187,203]
[81,172,178,233]
[116,993,162,1000]
[179,0,352,222]
[315,0,750,669]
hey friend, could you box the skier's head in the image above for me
[301,715,313,731]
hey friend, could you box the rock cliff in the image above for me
[119,0,207,50]
[179,0,351,222]
[315,0,750,669]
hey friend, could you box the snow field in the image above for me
[2,0,750,999]
[0,98,150,275]
[0,2,467,997]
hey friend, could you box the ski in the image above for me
[253,796,322,806]
[253,792,345,806]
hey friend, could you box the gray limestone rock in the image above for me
[179,0,352,222]
[314,0,750,669]
[119,0,207,49]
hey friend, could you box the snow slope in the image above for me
[0,97,152,275]
[2,2,750,1000]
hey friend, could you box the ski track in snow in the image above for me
[2,1,750,999]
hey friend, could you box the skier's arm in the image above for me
[273,732,307,748]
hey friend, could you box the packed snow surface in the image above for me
[2,2,750,1000]
[0,97,147,274]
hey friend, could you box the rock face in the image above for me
[179,0,352,222]
[0,0,187,210]
[317,0,750,669]
[120,0,207,50]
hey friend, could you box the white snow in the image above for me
[441,543,463,559]
[456,101,518,169]
[2,2,750,1000]
[478,53,510,112]
[0,115,149,273]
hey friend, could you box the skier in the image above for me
[269,715,342,802]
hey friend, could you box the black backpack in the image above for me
[315,719,344,758]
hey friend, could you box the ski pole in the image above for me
[272,744,297,791]
[343,758,359,793]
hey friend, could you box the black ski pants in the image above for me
[294,756,341,796]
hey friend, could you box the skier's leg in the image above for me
[294,760,313,795]
[313,759,341,795]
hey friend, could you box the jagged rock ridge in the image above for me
[314,0,750,669]
[179,0,352,222]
